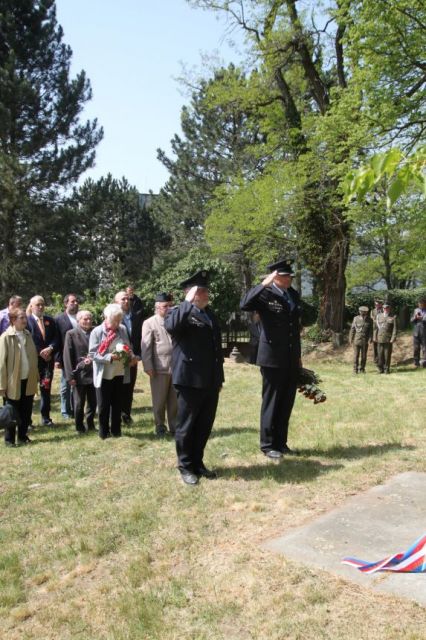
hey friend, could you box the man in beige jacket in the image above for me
[141,293,177,436]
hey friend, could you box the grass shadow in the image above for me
[305,442,415,460]
[215,459,343,483]
[211,426,257,438]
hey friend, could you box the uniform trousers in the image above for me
[72,384,97,432]
[96,375,123,439]
[260,367,297,453]
[377,343,393,372]
[149,373,177,432]
[38,358,54,420]
[121,364,138,418]
[174,385,219,473]
[6,379,34,443]
[373,341,378,364]
[353,342,369,372]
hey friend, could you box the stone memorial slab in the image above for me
[264,472,426,605]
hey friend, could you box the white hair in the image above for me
[103,303,123,322]
[76,309,93,321]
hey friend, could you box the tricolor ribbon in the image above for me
[342,534,426,574]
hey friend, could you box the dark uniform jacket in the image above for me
[240,284,301,369]
[164,301,224,389]
[63,327,94,386]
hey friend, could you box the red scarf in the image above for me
[98,322,118,355]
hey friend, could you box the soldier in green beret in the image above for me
[349,306,373,373]
[376,302,397,373]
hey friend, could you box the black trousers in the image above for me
[72,383,97,432]
[38,357,54,420]
[96,376,123,439]
[121,365,138,418]
[260,367,297,453]
[174,385,220,473]
[6,379,34,442]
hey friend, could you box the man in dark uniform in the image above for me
[349,306,373,373]
[240,259,302,459]
[165,270,224,485]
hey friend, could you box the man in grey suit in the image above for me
[141,293,177,436]
[63,310,96,433]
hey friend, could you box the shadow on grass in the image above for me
[211,426,257,438]
[215,459,343,483]
[304,442,415,460]
[394,365,425,374]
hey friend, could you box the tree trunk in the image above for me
[317,234,349,333]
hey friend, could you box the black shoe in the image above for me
[86,423,96,431]
[155,425,167,437]
[42,418,54,426]
[265,450,283,459]
[196,466,217,479]
[282,445,300,456]
[122,413,133,425]
[17,436,32,445]
[180,471,199,485]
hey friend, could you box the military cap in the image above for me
[179,270,209,289]
[359,306,369,313]
[266,259,294,275]
[155,292,172,302]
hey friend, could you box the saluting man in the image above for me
[240,259,302,459]
[165,270,224,485]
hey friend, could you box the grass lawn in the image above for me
[0,356,425,639]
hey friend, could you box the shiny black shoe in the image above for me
[265,450,283,459]
[17,436,32,445]
[282,445,300,456]
[42,418,54,426]
[196,466,217,479]
[180,471,199,485]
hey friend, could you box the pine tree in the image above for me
[0,0,103,297]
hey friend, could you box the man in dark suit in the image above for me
[115,290,145,424]
[27,295,58,426]
[55,293,79,419]
[126,285,144,315]
[165,270,224,485]
[63,310,97,433]
[240,259,302,459]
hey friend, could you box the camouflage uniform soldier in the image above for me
[349,306,373,373]
[376,303,397,374]
[371,298,383,364]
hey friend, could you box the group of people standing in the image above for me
[0,287,177,446]
[349,297,426,374]
[0,259,303,486]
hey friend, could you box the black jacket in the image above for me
[63,327,94,385]
[27,314,58,355]
[240,284,301,369]
[55,312,75,366]
[164,301,224,389]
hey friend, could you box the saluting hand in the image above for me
[185,285,198,303]
[261,270,277,287]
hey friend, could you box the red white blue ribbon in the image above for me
[342,534,426,573]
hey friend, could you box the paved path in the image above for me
[264,472,426,605]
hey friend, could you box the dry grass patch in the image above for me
[0,357,425,639]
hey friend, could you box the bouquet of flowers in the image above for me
[297,367,326,404]
[113,342,132,366]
